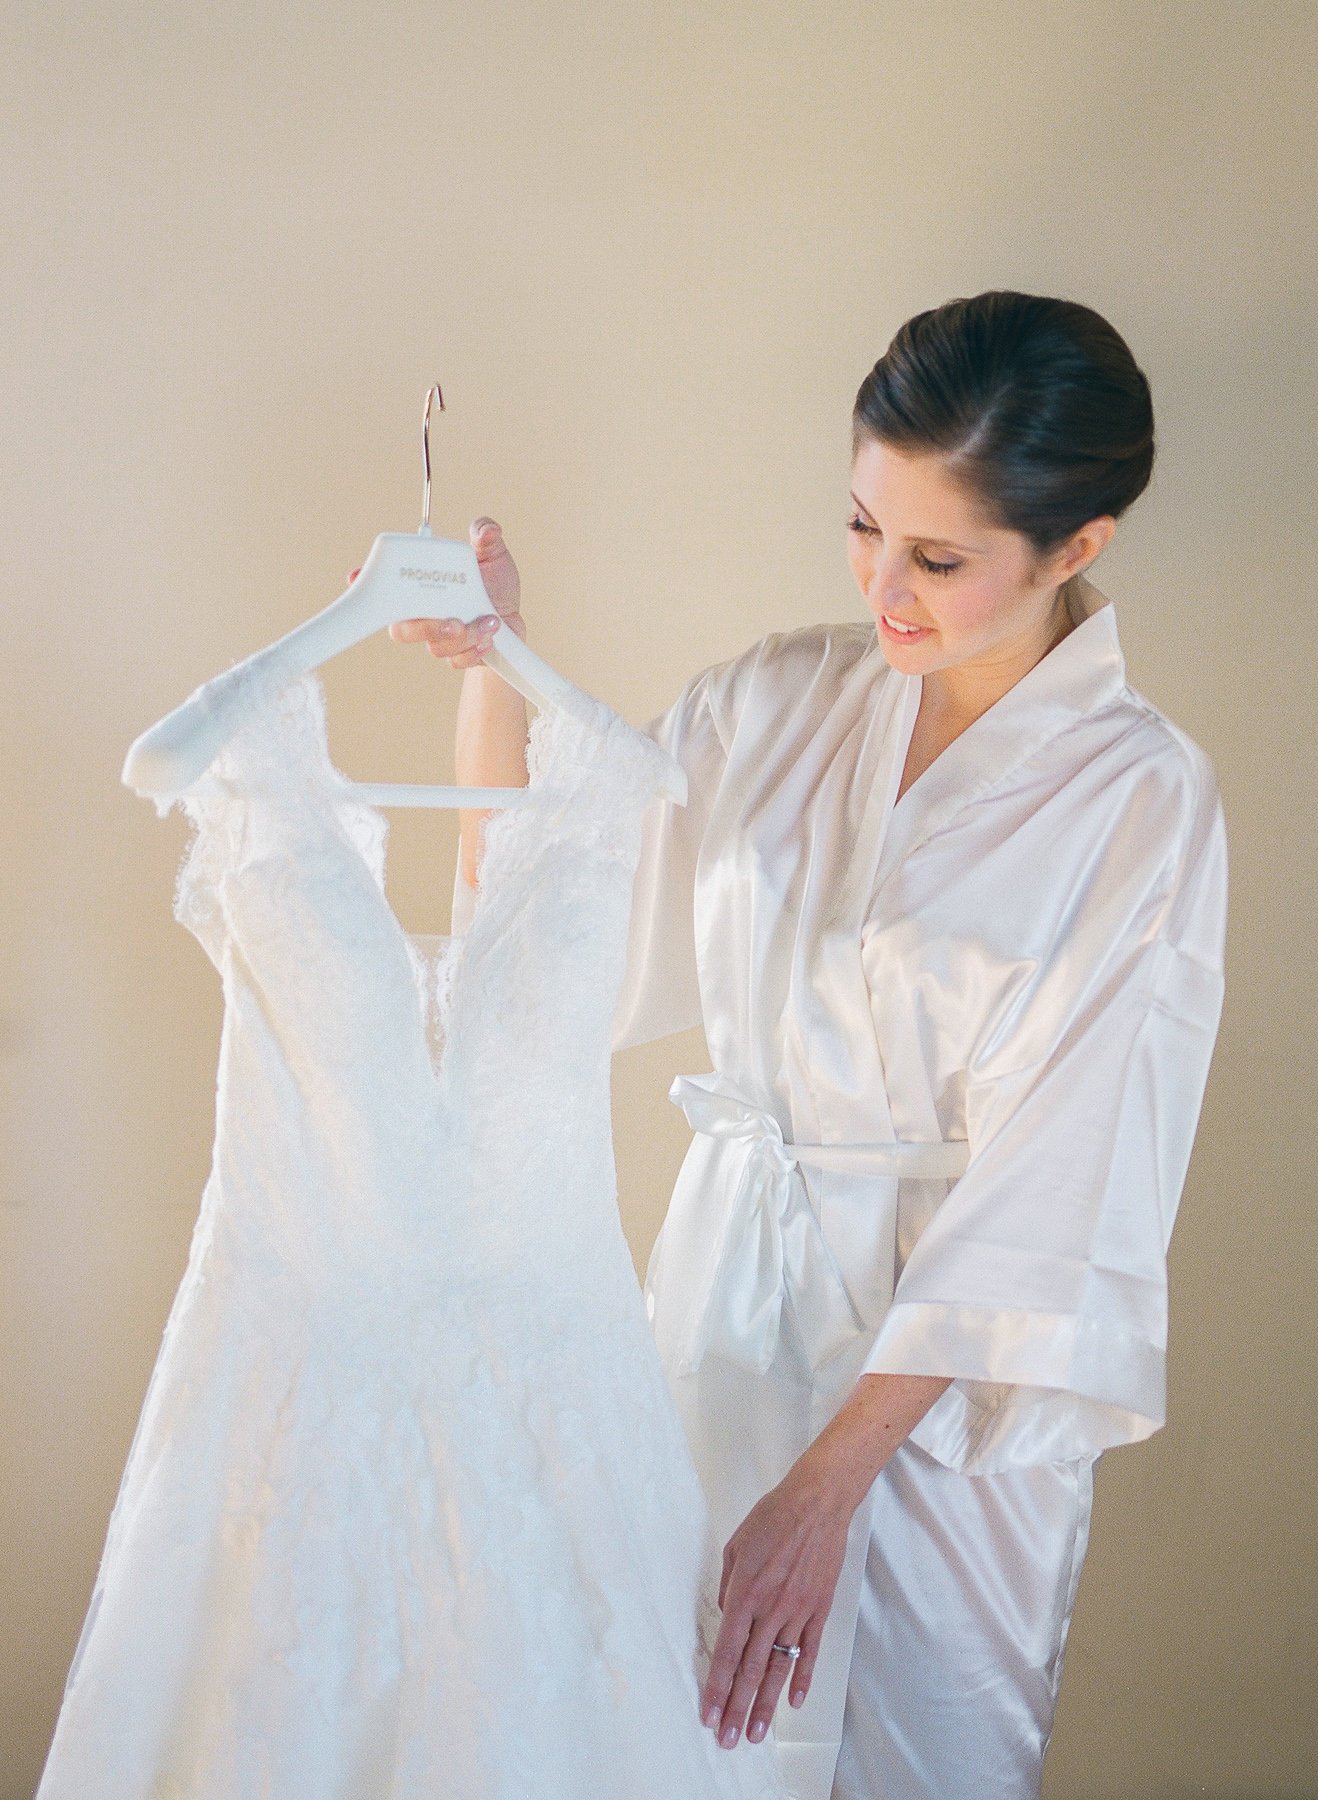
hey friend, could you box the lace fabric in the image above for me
[36,667,789,1800]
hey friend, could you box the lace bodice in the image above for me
[154,668,683,1293]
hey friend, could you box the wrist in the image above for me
[793,1426,877,1523]
[801,1372,955,1516]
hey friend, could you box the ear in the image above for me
[1052,514,1118,582]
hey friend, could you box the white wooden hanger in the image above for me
[121,385,686,809]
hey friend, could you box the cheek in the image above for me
[938,580,1001,637]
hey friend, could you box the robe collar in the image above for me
[871,570,1129,886]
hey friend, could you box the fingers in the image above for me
[471,518,518,572]
[700,1579,750,1726]
[348,513,518,663]
[743,1621,806,1743]
[712,1611,797,1749]
[711,1611,820,1748]
[469,516,521,617]
[747,1614,824,1741]
[718,1541,734,1611]
[437,616,502,665]
[387,614,502,664]
[715,1615,778,1747]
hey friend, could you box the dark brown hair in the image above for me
[852,291,1155,557]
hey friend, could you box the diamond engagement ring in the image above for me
[771,1642,801,1659]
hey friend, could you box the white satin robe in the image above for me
[453,572,1228,1800]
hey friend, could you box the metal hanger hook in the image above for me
[420,382,445,533]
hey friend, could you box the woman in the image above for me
[398,291,1229,1800]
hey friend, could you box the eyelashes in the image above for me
[846,516,960,576]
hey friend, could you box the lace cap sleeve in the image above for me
[140,668,338,963]
[148,768,243,962]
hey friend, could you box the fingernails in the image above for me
[702,1704,719,1730]
[719,1723,739,1748]
[790,1690,804,1707]
[747,1720,766,1743]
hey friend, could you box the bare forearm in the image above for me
[798,1371,953,1516]
[455,661,530,890]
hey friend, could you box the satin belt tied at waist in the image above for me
[666,1071,971,1379]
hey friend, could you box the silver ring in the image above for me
[771,1641,802,1659]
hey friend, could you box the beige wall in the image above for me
[3,3,1314,1794]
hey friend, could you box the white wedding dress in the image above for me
[36,669,788,1800]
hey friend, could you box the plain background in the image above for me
[3,3,1314,1796]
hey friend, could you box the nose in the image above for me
[859,551,915,615]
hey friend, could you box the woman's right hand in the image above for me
[346,516,526,666]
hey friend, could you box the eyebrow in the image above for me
[849,492,983,555]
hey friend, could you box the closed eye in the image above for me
[846,516,960,576]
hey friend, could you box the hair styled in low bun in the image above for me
[852,291,1155,558]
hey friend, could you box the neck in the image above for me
[921,581,1075,730]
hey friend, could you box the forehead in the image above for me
[850,439,997,546]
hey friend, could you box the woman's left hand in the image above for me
[698,1457,854,1748]
[698,1370,956,1750]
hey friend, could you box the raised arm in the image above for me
[370,516,530,892]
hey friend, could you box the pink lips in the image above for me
[879,612,933,642]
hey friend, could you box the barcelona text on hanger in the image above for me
[121,385,687,810]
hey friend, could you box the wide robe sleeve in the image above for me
[609,663,733,1051]
[861,745,1230,1474]
[449,660,733,1050]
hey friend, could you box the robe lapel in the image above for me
[768,655,921,1800]
[874,575,1127,893]
[800,657,921,1326]
[816,648,920,955]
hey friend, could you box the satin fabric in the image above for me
[550,571,1228,1800]
[832,1440,1095,1800]
[663,1069,971,1378]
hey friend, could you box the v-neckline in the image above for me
[818,662,921,947]
[279,668,596,1095]
[874,591,1128,896]
[883,570,1117,824]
